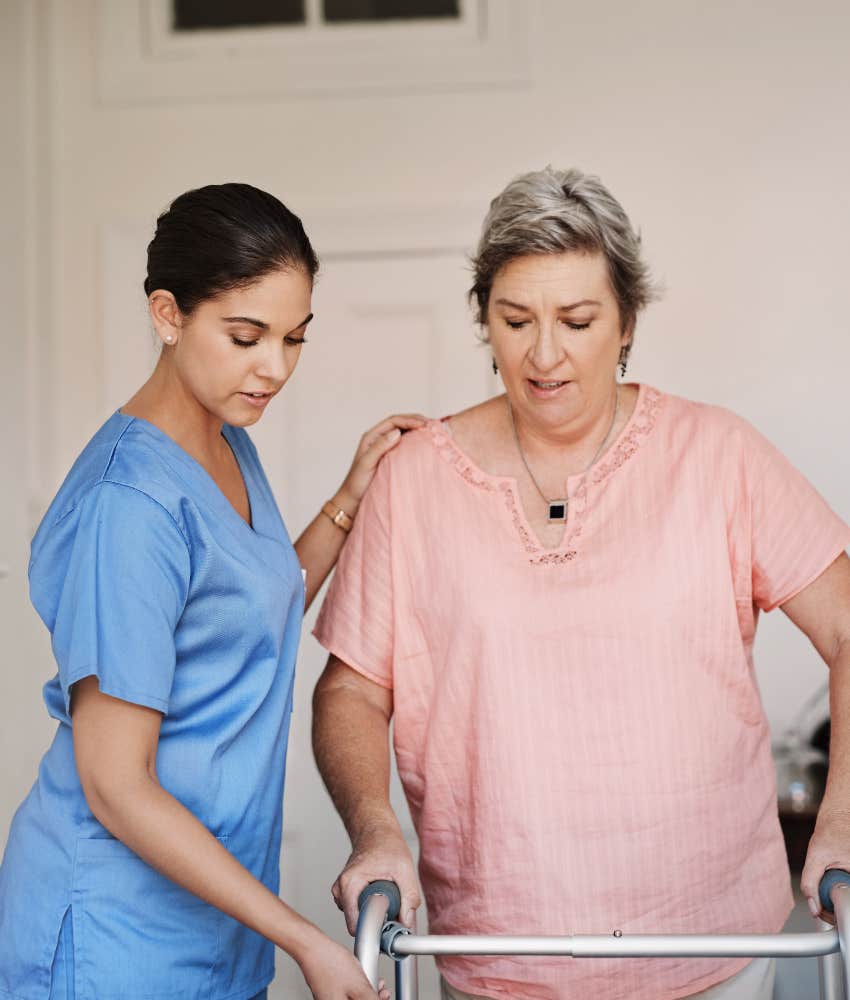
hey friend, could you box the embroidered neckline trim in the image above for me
[427,385,665,564]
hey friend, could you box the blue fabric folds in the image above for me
[0,412,304,1000]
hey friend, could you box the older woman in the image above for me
[311,168,850,1000]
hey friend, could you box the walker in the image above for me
[353,871,850,999]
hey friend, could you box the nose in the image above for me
[254,341,290,386]
[529,319,563,373]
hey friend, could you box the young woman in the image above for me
[0,183,422,1000]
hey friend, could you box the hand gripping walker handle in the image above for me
[819,869,850,914]
[358,880,402,922]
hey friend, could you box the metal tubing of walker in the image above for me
[394,954,419,1000]
[834,885,850,998]
[388,931,840,959]
[819,945,844,1000]
[354,892,390,989]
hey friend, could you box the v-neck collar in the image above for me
[115,411,259,537]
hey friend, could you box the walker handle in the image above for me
[358,879,402,921]
[819,869,850,914]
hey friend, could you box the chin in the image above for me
[227,411,263,428]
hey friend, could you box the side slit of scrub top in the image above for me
[0,411,305,1000]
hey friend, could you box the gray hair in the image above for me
[470,167,660,354]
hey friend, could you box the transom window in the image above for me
[172,0,461,30]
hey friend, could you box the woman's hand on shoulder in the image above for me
[337,414,427,514]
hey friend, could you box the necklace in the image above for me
[507,388,620,524]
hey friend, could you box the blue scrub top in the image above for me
[0,412,305,1000]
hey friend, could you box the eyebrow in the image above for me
[494,298,601,312]
[222,312,314,333]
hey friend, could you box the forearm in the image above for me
[294,486,359,611]
[85,772,318,962]
[312,660,420,931]
[312,682,400,843]
[820,637,850,811]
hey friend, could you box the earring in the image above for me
[492,357,499,374]
[618,346,629,378]
[164,335,174,344]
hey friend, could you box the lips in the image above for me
[526,378,571,398]
[238,391,274,409]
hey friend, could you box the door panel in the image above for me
[249,252,492,997]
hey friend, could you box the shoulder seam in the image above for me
[102,415,136,481]
[44,479,191,548]
[28,479,191,581]
[43,418,136,529]
[100,479,192,549]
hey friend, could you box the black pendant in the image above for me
[548,500,567,523]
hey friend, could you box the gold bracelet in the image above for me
[322,499,354,533]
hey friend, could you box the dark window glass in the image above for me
[173,0,305,30]
[323,0,459,21]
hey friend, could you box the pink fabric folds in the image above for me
[314,385,850,1000]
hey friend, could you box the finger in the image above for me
[800,861,825,918]
[331,879,343,910]
[358,428,404,467]
[339,874,373,936]
[355,427,398,458]
[401,887,421,928]
[358,415,429,457]
[373,413,428,431]
[344,895,361,936]
[360,414,428,444]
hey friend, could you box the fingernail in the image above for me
[808,897,820,917]
[388,428,401,441]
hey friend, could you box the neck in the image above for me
[510,383,621,461]
[122,357,226,464]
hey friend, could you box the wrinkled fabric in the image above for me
[0,412,304,1000]
[315,385,850,1000]
[443,957,775,1000]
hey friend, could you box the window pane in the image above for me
[323,0,459,22]
[173,0,305,30]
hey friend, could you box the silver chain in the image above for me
[507,387,620,511]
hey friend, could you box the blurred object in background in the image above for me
[774,681,830,871]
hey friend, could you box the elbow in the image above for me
[826,631,850,672]
[77,762,158,836]
[312,656,356,715]
[312,658,391,719]
[79,778,119,833]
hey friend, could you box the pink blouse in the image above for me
[314,385,850,1000]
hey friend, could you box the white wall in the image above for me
[32,0,849,740]
[3,0,850,994]
[0,0,57,825]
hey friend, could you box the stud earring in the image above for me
[164,335,174,344]
[492,357,499,374]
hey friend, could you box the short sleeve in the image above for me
[313,460,395,688]
[31,481,191,713]
[746,429,850,611]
